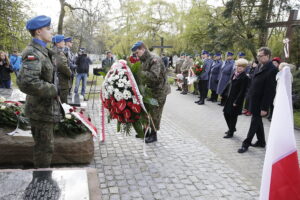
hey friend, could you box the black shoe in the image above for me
[194,100,201,104]
[225,131,230,135]
[176,88,182,91]
[211,99,217,102]
[238,146,248,153]
[135,134,143,138]
[145,131,157,143]
[207,98,212,101]
[223,134,233,138]
[251,141,266,148]
[181,92,187,95]
[198,101,204,105]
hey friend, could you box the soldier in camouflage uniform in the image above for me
[17,15,62,168]
[52,35,72,104]
[131,41,171,143]
[180,55,194,95]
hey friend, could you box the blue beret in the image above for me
[131,41,143,52]
[201,50,209,55]
[215,52,222,56]
[64,37,72,42]
[52,35,65,43]
[227,52,234,56]
[26,15,51,30]
[238,52,246,57]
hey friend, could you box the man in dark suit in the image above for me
[238,47,278,153]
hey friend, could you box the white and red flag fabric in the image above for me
[260,66,300,200]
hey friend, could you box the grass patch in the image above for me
[294,111,300,128]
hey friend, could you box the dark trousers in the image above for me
[220,95,227,105]
[1,80,11,89]
[198,80,208,102]
[210,90,218,101]
[242,114,266,147]
[268,104,274,119]
[182,74,188,93]
[244,96,250,110]
[224,113,238,134]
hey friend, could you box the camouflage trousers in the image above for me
[150,95,167,131]
[60,89,69,104]
[30,119,55,168]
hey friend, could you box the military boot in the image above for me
[145,130,157,143]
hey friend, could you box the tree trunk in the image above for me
[57,0,66,34]
[258,0,270,47]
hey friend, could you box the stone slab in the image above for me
[0,88,26,102]
[0,128,94,165]
[0,168,100,200]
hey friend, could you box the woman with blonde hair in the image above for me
[223,58,250,138]
[0,51,13,88]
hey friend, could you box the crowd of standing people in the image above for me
[173,47,293,153]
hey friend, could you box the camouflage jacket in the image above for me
[52,46,72,89]
[140,50,171,97]
[17,41,62,123]
[180,59,193,74]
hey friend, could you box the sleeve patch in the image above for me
[27,55,36,61]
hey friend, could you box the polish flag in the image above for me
[260,66,300,200]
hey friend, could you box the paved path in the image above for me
[84,85,300,199]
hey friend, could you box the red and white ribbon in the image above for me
[283,38,290,58]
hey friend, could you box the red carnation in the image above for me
[114,106,122,114]
[122,109,131,119]
[88,117,91,122]
[116,99,126,112]
[73,106,77,111]
[127,102,133,107]
[80,111,84,114]
[15,103,19,107]
[15,111,20,115]
[69,108,74,113]
[130,104,141,113]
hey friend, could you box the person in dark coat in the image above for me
[223,58,249,138]
[0,51,13,88]
[75,48,92,100]
[102,51,114,73]
[208,53,222,102]
[217,52,235,106]
[195,50,213,105]
[243,60,259,116]
[238,47,278,153]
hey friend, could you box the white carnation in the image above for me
[123,90,132,100]
[0,105,6,110]
[114,91,124,101]
[65,114,72,119]
[118,83,125,88]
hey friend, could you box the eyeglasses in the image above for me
[257,54,266,58]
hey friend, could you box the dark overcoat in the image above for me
[223,72,249,115]
[248,61,278,116]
